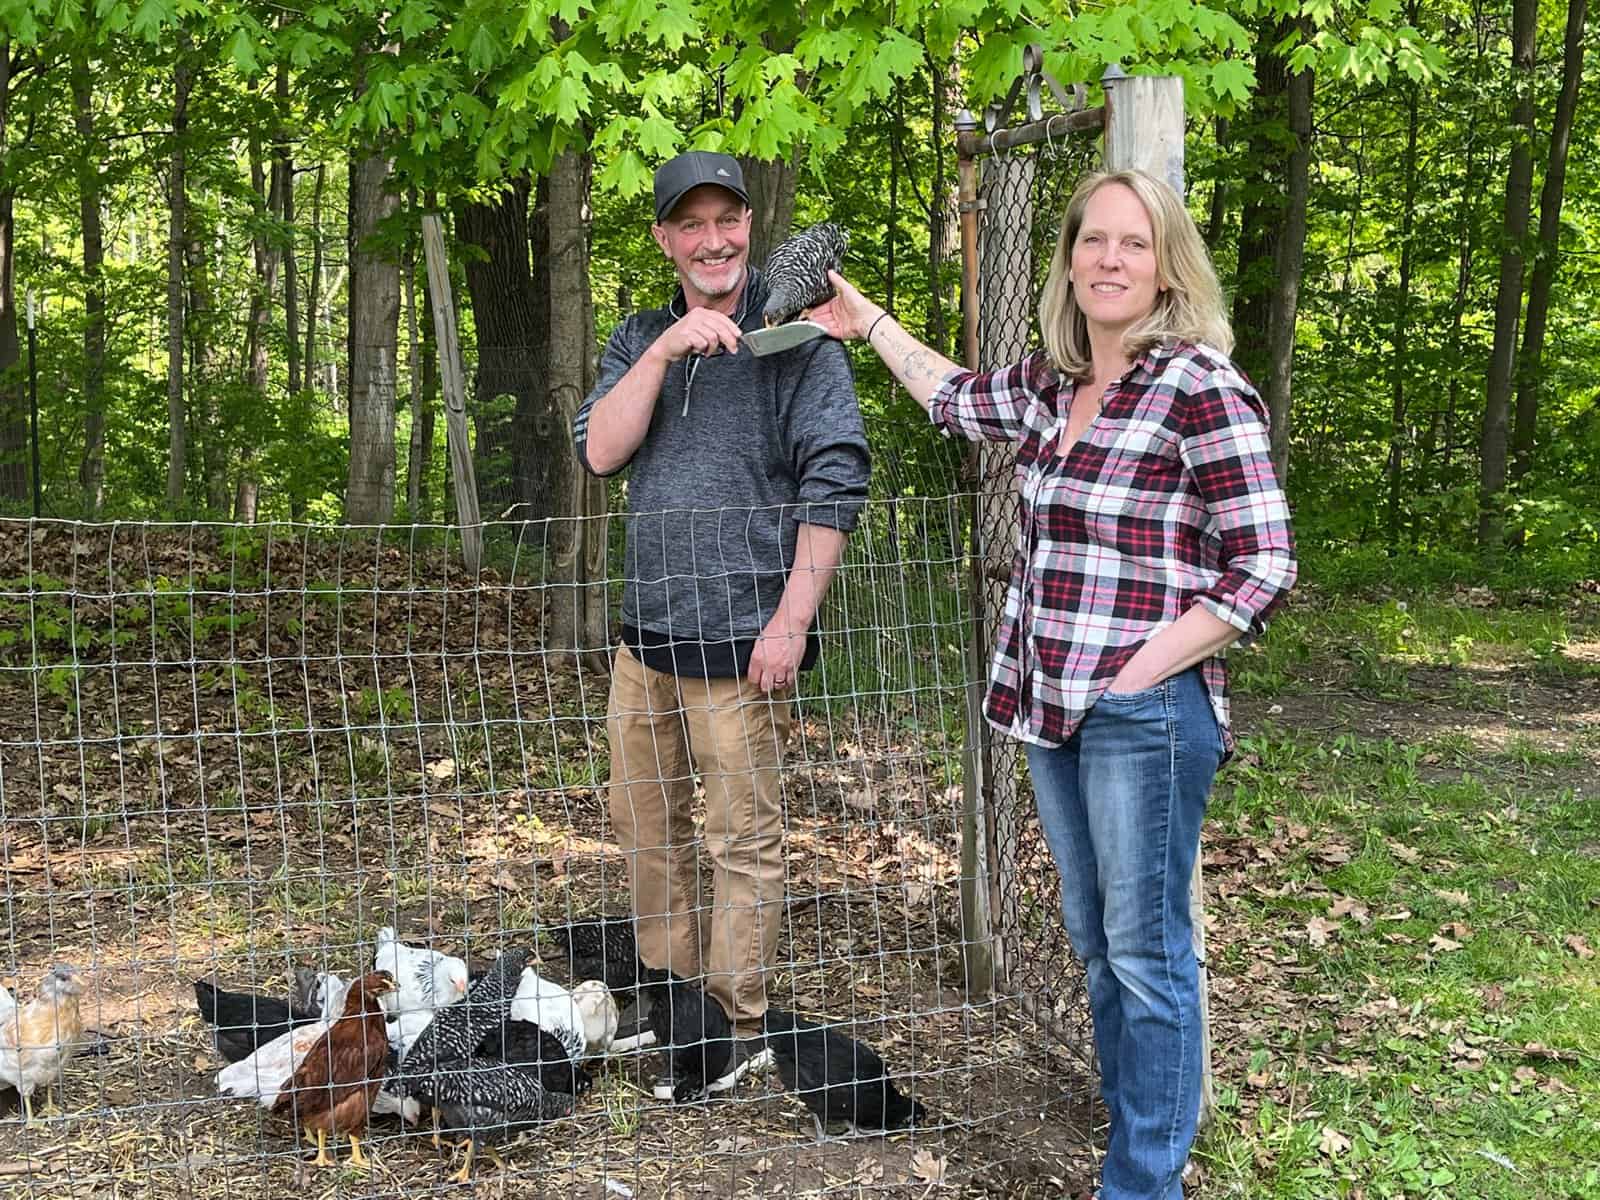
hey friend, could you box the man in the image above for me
[573,151,869,1098]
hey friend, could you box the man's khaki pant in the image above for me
[606,644,793,1036]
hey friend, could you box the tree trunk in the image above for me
[1478,0,1538,551]
[1230,19,1290,390]
[545,147,599,655]
[187,195,226,513]
[404,215,424,518]
[346,138,400,525]
[1511,0,1588,482]
[236,131,277,522]
[1261,36,1312,479]
[1204,116,1229,250]
[454,175,555,518]
[0,39,19,505]
[739,153,798,269]
[1385,76,1420,547]
[304,161,324,394]
[72,53,107,517]
[277,63,300,397]
[165,50,193,513]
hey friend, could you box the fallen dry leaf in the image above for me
[1388,841,1422,864]
[1329,896,1370,924]
[909,1150,948,1187]
[1564,933,1594,960]
[1307,916,1341,947]
[1429,933,1463,953]
[1318,1126,1351,1156]
[1433,888,1471,906]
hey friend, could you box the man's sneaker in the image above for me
[706,1038,774,1094]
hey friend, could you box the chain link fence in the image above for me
[967,132,1102,1061]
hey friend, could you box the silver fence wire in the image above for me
[969,134,1102,1065]
[0,510,1094,1197]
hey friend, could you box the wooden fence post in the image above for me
[1101,68,1215,1130]
[420,214,483,575]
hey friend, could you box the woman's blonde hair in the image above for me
[1038,168,1231,379]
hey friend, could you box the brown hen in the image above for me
[272,970,395,1168]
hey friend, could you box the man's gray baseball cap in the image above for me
[653,152,749,223]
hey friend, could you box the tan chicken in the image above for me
[0,964,87,1125]
[271,971,395,1168]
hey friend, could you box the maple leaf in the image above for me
[1318,1126,1351,1156]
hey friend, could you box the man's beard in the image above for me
[685,257,745,299]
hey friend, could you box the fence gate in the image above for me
[954,57,1212,1112]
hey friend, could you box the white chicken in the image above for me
[0,965,88,1124]
[572,979,620,1056]
[216,1017,334,1109]
[510,969,616,1063]
[372,927,468,1017]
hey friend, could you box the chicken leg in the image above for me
[310,1127,334,1168]
[451,1138,477,1184]
[346,1133,373,1168]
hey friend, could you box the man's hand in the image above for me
[748,615,807,694]
[649,308,745,363]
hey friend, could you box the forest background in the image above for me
[0,0,1592,591]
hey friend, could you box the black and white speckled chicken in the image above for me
[543,916,666,1006]
[421,1056,575,1181]
[762,223,849,326]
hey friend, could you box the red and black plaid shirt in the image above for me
[931,342,1297,753]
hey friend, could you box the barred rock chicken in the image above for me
[762,222,849,326]
[272,971,397,1169]
[0,964,87,1125]
[429,1058,576,1180]
[762,1007,927,1140]
[398,950,574,1180]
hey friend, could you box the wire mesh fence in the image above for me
[0,507,1097,1197]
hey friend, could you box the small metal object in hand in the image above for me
[742,320,830,357]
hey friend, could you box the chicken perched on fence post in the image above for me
[761,223,849,327]
[0,964,87,1125]
[272,970,396,1169]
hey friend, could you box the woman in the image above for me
[810,169,1296,1200]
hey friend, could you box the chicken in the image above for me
[373,927,469,1016]
[762,1008,927,1140]
[509,967,589,1066]
[423,1057,575,1181]
[400,949,528,1075]
[192,979,320,1064]
[543,916,655,996]
[571,979,619,1056]
[272,971,397,1168]
[762,222,849,326]
[0,964,87,1125]
[641,976,733,1103]
[477,1019,592,1096]
[214,972,350,1106]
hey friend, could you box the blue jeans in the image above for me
[1025,667,1223,1200]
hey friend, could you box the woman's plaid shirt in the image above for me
[930,343,1297,753]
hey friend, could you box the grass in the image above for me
[1194,587,1600,1200]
